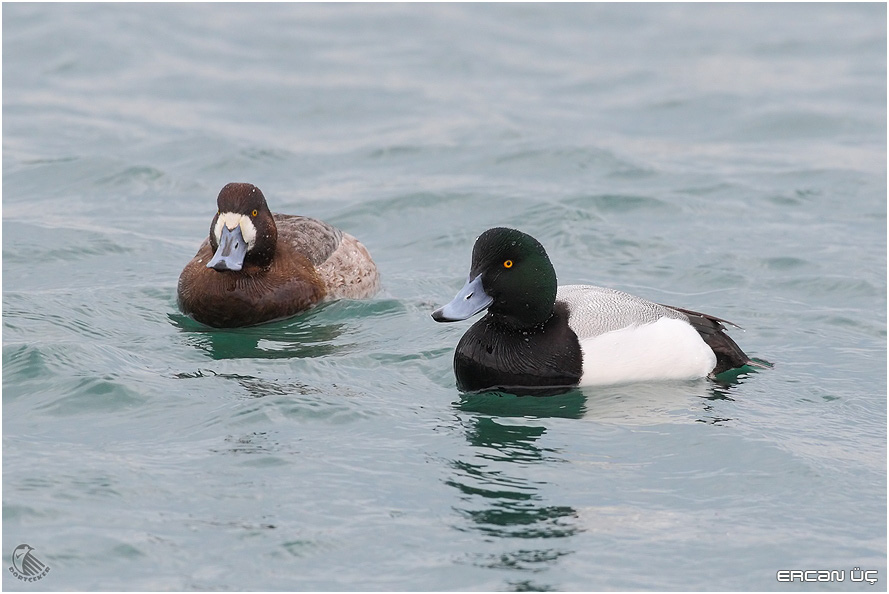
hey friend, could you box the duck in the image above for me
[432,227,762,394]
[177,182,380,327]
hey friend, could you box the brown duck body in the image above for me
[177,184,379,328]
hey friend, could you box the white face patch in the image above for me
[214,212,257,250]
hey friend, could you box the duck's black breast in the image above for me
[453,302,583,395]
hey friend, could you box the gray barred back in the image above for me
[275,214,379,299]
[555,285,688,340]
[273,214,344,265]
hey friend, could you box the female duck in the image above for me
[432,227,761,393]
[178,183,379,327]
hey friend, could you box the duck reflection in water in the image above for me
[459,376,747,426]
[169,308,347,360]
[448,395,584,585]
[445,378,751,585]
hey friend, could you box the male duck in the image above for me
[178,183,379,327]
[432,227,761,393]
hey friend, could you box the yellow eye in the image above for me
[251,209,258,217]
[503,260,513,268]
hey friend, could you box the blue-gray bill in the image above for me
[432,275,493,322]
[206,225,248,271]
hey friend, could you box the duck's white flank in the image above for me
[555,284,716,386]
[576,317,716,385]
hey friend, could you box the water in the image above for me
[3,3,885,591]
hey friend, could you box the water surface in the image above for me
[3,3,886,591]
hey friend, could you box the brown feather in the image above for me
[177,184,379,327]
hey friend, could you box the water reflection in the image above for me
[457,390,587,419]
[507,578,559,592]
[168,311,347,360]
[448,397,582,585]
[457,377,749,426]
[577,378,751,426]
[174,369,324,401]
[168,298,406,360]
[446,378,753,585]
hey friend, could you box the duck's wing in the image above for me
[556,285,687,341]
[273,214,343,266]
[274,213,380,299]
[557,285,762,375]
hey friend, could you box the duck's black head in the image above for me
[433,227,558,327]
[207,183,277,271]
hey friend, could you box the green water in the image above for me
[3,3,886,591]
